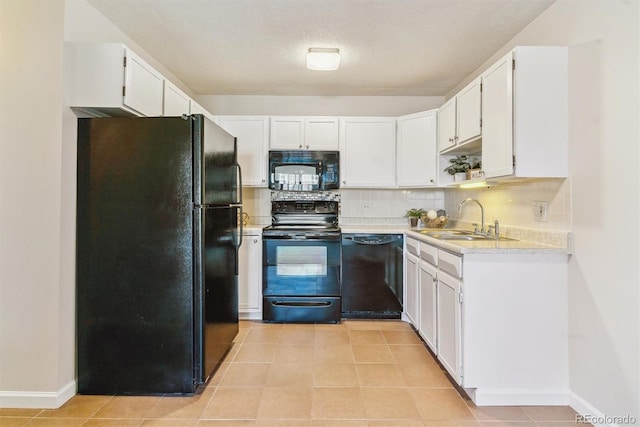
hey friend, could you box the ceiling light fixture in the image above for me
[307,48,341,71]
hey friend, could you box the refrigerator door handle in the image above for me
[235,163,243,205]
[236,205,244,249]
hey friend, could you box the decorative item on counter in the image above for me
[241,212,249,226]
[404,208,427,227]
[444,155,471,182]
[421,209,448,228]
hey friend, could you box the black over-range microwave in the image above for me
[268,150,340,192]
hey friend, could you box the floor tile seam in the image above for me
[61,395,115,420]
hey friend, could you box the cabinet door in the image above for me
[238,233,262,318]
[304,117,339,150]
[419,260,438,354]
[270,117,304,149]
[163,81,191,116]
[437,271,462,384]
[456,77,482,144]
[218,116,269,187]
[437,98,456,152]
[123,49,164,117]
[397,110,437,187]
[339,117,396,188]
[481,51,514,178]
[405,252,419,328]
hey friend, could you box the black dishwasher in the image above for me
[341,234,404,319]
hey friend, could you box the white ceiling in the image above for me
[87,0,556,96]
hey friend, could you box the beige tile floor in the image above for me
[0,320,583,426]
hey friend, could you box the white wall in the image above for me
[0,0,73,406]
[1,0,201,409]
[197,94,444,116]
[448,0,639,418]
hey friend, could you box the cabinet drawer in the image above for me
[438,250,462,278]
[406,238,420,256]
[419,243,438,266]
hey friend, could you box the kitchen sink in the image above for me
[418,229,516,241]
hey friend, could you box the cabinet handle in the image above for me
[299,144,303,149]
[430,179,435,183]
[261,179,266,183]
[342,180,346,184]
[449,138,453,142]
[306,145,309,149]
[454,135,459,141]
[253,239,258,243]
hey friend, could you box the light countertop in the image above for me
[244,224,571,255]
[405,229,570,255]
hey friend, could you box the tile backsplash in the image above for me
[444,178,571,232]
[242,178,571,235]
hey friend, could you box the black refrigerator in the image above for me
[76,114,242,395]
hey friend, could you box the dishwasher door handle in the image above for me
[346,235,398,245]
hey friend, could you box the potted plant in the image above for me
[444,155,471,182]
[404,208,427,227]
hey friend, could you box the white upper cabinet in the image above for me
[481,47,568,179]
[123,50,164,116]
[270,116,339,150]
[437,98,456,152]
[217,116,270,187]
[67,43,164,117]
[189,100,216,122]
[438,77,482,154]
[397,110,438,187]
[163,81,191,116]
[455,78,482,145]
[270,117,304,149]
[339,117,396,188]
[303,117,339,150]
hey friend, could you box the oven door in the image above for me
[262,234,341,322]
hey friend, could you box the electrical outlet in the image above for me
[532,201,548,222]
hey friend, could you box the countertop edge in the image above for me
[244,224,571,255]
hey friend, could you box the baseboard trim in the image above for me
[468,388,571,406]
[0,381,76,409]
[569,392,630,427]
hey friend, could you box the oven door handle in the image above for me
[271,301,332,307]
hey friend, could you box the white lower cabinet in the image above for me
[407,235,569,406]
[418,260,437,354]
[404,251,419,328]
[238,230,262,319]
[436,270,462,384]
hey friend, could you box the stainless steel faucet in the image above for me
[458,198,484,234]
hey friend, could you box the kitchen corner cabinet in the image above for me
[67,43,164,117]
[217,116,270,186]
[238,230,262,319]
[339,117,396,188]
[406,235,568,405]
[437,77,482,154]
[163,81,191,116]
[397,110,438,187]
[481,46,568,179]
[270,116,339,150]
